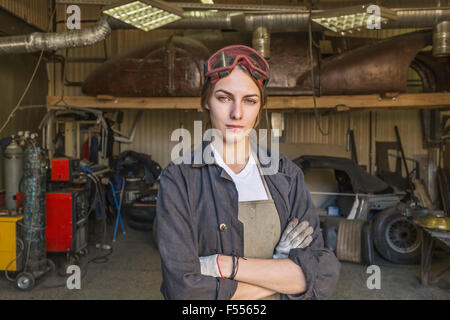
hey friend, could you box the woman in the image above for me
[156,45,340,300]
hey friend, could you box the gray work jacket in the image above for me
[156,142,340,300]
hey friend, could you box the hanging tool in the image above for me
[394,126,418,204]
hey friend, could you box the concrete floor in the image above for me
[1,219,449,300]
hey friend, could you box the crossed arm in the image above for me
[218,255,307,299]
[200,218,314,299]
[157,165,339,300]
[158,198,337,300]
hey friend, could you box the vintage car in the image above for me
[293,155,423,265]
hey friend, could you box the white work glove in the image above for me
[273,218,314,259]
[199,254,221,278]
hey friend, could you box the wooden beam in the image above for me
[47,95,202,111]
[267,93,450,111]
[47,92,450,112]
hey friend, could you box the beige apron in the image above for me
[237,161,281,300]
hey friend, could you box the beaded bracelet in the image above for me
[230,255,241,280]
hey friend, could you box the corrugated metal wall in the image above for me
[118,110,204,167]
[285,110,371,164]
[0,54,48,189]
[0,1,49,188]
[0,0,50,31]
[116,108,430,177]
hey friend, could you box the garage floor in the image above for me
[0,219,449,300]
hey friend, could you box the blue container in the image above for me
[328,206,339,216]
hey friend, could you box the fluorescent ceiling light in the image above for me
[312,4,398,35]
[200,0,216,13]
[103,0,184,32]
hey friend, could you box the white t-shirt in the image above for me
[211,144,269,202]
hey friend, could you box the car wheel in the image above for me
[373,208,422,264]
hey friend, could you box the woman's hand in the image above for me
[273,218,314,259]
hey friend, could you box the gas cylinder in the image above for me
[4,140,23,210]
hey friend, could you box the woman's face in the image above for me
[205,66,261,145]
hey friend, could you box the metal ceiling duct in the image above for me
[161,8,450,32]
[433,21,450,56]
[106,8,450,32]
[55,0,445,10]
[252,27,270,59]
[0,15,111,55]
[0,2,449,55]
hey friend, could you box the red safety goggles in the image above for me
[204,45,270,87]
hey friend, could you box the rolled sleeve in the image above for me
[284,168,341,300]
[216,278,238,300]
[157,163,238,300]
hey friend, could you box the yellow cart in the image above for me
[0,215,23,273]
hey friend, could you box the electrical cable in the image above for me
[80,166,112,250]
[83,173,102,220]
[308,7,331,136]
[4,239,25,282]
[84,172,108,245]
[41,247,113,289]
[85,171,115,249]
[83,177,99,220]
[0,5,57,135]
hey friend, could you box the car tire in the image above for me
[361,220,374,265]
[373,208,422,265]
[125,207,155,224]
[127,219,153,231]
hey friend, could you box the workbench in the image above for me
[419,227,450,286]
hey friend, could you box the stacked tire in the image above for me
[125,206,156,231]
